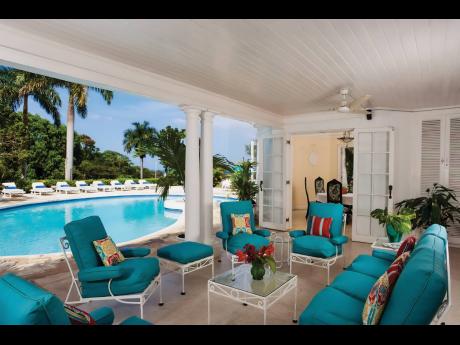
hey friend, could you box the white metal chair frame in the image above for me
[75,181,98,193]
[59,237,163,318]
[92,181,114,192]
[138,180,156,190]
[431,238,452,325]
[289,214,347,285]
[124,180,145,190]
[56,182,80,194]
[110,181,128,191]
[159,255,214,295]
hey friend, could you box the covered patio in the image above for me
[0,19,459,325]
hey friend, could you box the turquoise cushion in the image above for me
[307,202,344,238]
[299,287,363,325]
[419,224,448,244]
[64,216,108,270]
[89,307,114,325]
[330,271,377,302]
[226,233,269,254]
[346,254,391,278]
[220,201,256,234]
[381,231,448,325]
[292,235,341,258]
[120,316,153,325]
[81,257,160,298]
[157,241,213,264]
[372,249,396,262]
[120,247,151,258]
[0,273,70,325]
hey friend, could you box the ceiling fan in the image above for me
[333,88,371,115]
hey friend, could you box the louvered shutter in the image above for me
[421,120,442,193]
[448,117,460,245]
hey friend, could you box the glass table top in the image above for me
[210,264,296,297]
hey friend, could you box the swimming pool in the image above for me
[0,195,233,257]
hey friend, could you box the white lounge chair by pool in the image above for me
[56,182,80,194]
[1,182,26,198]
[31,182,54,195]
[92,181,114,192]
[76,181,98,193]
[139,179,156,190]
[110,180,127,190]
[125,179,145,190]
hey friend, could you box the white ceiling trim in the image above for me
[0,23,282,127]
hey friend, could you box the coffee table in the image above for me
[207,264,298,325]
[371,238,401,253]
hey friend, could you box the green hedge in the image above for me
[2,177,160,193]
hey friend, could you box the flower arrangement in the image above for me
[236,243,276,280]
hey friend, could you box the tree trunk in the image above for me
[140,157,144,179]
[22,94,29,128]
[65,97,75,180]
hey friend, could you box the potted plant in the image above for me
[395,183,460,231]
[230,159,259,204]
[370,207,415,242]
[236,243,276,280]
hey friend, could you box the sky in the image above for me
[27,87,257,170]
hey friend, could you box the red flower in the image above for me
[236,250,247,262]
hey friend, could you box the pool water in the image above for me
[0,196,183,256]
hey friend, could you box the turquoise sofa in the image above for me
[299,224,450,325]
[0,273,151,325]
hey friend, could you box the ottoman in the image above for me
[157,241,214,295]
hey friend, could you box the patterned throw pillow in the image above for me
[362,251,410,325]
[93,236,125,266]
[396,236,417,257]
[231,213,253,235]
[64,304,96,325]
[309,216,333,238]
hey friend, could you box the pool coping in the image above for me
[0,189,236,260]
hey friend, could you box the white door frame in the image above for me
[352,127,395,243]
[256,132,292,231]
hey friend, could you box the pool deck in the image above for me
[0,187,236,276]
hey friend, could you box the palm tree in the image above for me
[151,126,234,199]
[62,82,113,180]
[123,121,154,179]
[0,67,62,127]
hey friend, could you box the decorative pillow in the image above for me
[93,236,125,266]
[231,213,253,235]
[362,251,410,325]
[64,304,96,325]
[309,216,333,238]
[396,236,417,258]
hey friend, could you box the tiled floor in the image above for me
[4,209,459,324]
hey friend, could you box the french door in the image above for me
[421,115,460,246]
[352,128,395,243]
[257,135,291,230]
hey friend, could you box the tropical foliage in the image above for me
[150,126,234,199]
[60,81,113,180]
[395,183,460,229]
[123,121,155,179]
[230,160,259,203]
[370,207,415,235]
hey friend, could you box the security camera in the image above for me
[366,109,373,120]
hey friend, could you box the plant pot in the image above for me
[386,224,402,243]
[250,262,265,280]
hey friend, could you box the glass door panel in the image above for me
[352,128,394,243]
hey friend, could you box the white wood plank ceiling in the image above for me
[2,19,460,116]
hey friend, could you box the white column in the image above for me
[200,111,214,244]
[182,106,202,242]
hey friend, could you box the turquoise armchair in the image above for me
[0,273,152,325]
[289,202,348,285]
[60,215,162,318]
[217,201,271,276]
